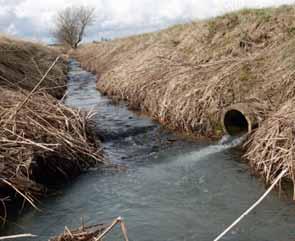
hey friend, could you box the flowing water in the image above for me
[3,60,295,241]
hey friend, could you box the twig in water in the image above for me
[0,234,36,240]
[94,217,129,241]
[213,169,288,241]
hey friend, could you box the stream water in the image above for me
[3,60,295,241]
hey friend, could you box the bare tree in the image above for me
[53,6,95,48]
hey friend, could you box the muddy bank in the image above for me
[0,36,104,222]
[73,5,295,193]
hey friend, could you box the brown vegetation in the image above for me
[0,35,67,98]
[0,36,104,222]
[50,217,129,241]
[49,223,107,241]
[73,5,295,193]
[0,87,103,204]
[244,99,295,197]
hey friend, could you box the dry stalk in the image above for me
[244,98,295,197]
[0,234,36,240]
[0,36,105,222]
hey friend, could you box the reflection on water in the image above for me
[3,60,295,241]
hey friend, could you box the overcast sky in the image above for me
[0,0,294,43]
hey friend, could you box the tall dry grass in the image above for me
[244,98,295,197]
[74,5,295,137]
[73,5,295,192]
[0,36,104,222]
[0,35,67,98]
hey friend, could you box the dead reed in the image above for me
[244,99,295,197]
[50,217,129,241]
[73,5,295,190]
[0,86,104,216]
[74,5,295,137]
[0,35,67,98]
[49,223,107,241]
[0,36,104,222]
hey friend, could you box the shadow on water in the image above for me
[2,60,295,241]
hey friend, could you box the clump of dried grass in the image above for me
[244,99,295,196]
[49,223,107,241]
[0,36,105,221]
[0,87,104,213]
[50,217,129,241]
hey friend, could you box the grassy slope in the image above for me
[74,5,295,189]
[75,5,295,136]
[0,35,67,98]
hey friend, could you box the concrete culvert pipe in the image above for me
[222,103,259,136]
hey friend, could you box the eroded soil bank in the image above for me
[0,36,104,222]
[73,5,295,194]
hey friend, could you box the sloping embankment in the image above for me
[74,5,295,193]
[0,36,104,221]
[0,36,67,98]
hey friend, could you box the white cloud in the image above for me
[6,23,18,35]
[0,0,295,42]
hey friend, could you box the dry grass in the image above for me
[73,5,295,191]
[74,5,295,137]
[0,35,67,98]
[0,36,104,221]
[244,99,295,196]
[49,223,107,241]
[0,88,103,200]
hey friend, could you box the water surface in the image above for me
[3,60,295,241]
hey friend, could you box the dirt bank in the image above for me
[0,36,104,222]
[74,5,295,193]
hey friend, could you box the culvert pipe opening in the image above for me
[222,103,260,136]
[223,110,249,136]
